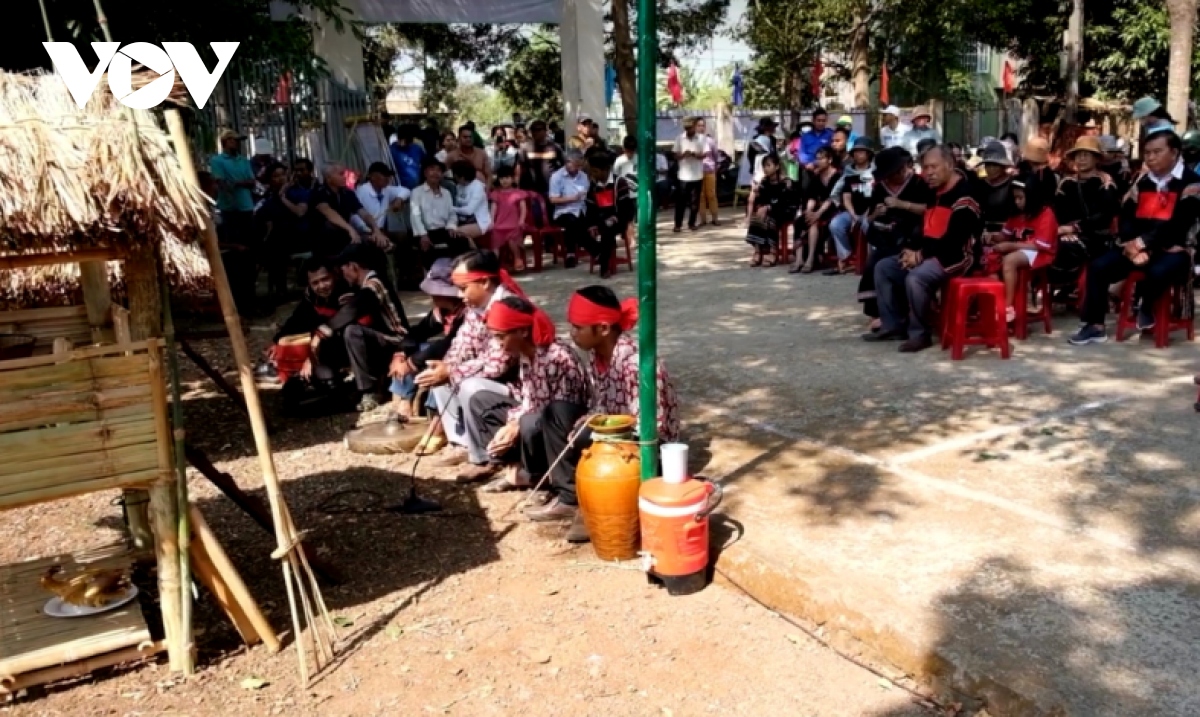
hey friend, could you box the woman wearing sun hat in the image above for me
[1054,136,1121,261]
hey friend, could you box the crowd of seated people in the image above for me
[736,98,1200,354]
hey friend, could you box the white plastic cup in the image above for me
[661,443,689,484]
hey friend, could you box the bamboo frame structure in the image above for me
[164,108,336,684]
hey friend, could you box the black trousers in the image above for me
[342,324,399,393]
[579,225,620,276]
[553,213,587,257]
[674,180,701,229]
[1082,248,1191,325]
[467,393,589,504]
[421,228,473,270]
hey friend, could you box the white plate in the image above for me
[43,585,139,618]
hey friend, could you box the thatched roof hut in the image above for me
[0,71,213,309]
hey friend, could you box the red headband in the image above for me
[452,268,528,300]
[487,302,556,346]
[567,293,639,331]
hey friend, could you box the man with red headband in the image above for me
[465,296,590,494]
[524,285,681,540]
[415,250,526,472]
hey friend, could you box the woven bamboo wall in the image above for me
[0,306,90,352]
[0,342,168,510]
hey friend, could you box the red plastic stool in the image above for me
[777,224,792,265]
[591,229,635,275]
[1013,267,1053,340]
[943,278,1012,360]
[1114,271,1148,342]
[853,226,868,276]
[940,277,992,349]
[1150,284,1195,348]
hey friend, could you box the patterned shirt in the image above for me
[507,340,589,422]
[587,335,680,442]
[444,286,516,386]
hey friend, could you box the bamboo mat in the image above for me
[0,543,151,678]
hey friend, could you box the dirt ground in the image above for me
[1,213,933,717]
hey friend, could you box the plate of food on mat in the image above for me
[41,566,139,618]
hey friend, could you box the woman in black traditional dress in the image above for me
[790,146,842,273]
[745,154,797,267]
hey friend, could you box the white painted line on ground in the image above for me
[695,404,1200,576]
[888,397,1127,465]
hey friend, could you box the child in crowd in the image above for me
[990,173,1059,323]
[488,165,528,271]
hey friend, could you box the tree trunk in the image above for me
[850,10,870,109]
[1064,0,1083,125]
[612,0,639,135]
[1166,0,1198,132]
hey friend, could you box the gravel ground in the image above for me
[1,218,935,717]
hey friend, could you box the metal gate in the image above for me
[196,59,368,168]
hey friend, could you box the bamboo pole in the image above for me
[160,258,193,675]
[0,248,117,270]
[189,505,280,652]
[0,641,165,695]
[146,343,187,673]
[122,244,161,553]
[163,107,334,683]
[79,262,112,344]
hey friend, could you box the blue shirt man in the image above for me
[798,110,834,166]
[390,132,426,190]
[209,130,256,214]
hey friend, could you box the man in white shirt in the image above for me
[410,157,470,268]
[613,135,638,180]
[548,150,592,268]
[355,162,411,240]
[673,118,706,232]
[879,106,910,149]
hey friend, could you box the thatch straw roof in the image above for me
[0,70,215,310]
[0,237,213,311]
[0,70,210,256]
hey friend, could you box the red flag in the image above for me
[880,64,890,106]
[667,62,683,105]
[1002,61,1016,95]
[274,71,293,106]
[811,57,823,99]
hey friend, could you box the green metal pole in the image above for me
[635,0,659,479]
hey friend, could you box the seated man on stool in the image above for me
[1070,129,1200,345]
[582,149,637,279]
[557,286,680,542]
[266,258,357,407]
[865,146,981,353]
[336,243,411,412]
[466,297,589,505]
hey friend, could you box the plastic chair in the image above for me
[589,228,635,275]
[1115,272,1195,347]
[852,225,868,276]
[776,224,792,265]
[942,277,1012,360]
[1013,267,1053,340]
[526,194,562,268]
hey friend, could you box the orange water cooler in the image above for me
[638,443,723,596]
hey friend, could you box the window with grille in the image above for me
[961,43,992,75]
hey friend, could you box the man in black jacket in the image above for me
[269,259,357,386]
[336,243,412,411]
[387,258,467,418]
[581,149,637,279]
[1070,130,1200,345]
[867,146,982,353]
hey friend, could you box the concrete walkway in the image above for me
[510,214,1200,717]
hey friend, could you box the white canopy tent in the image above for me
[274,0,606,131]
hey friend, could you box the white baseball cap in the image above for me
[882,105,900,117]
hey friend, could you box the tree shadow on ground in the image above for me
[99,467,508,672]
